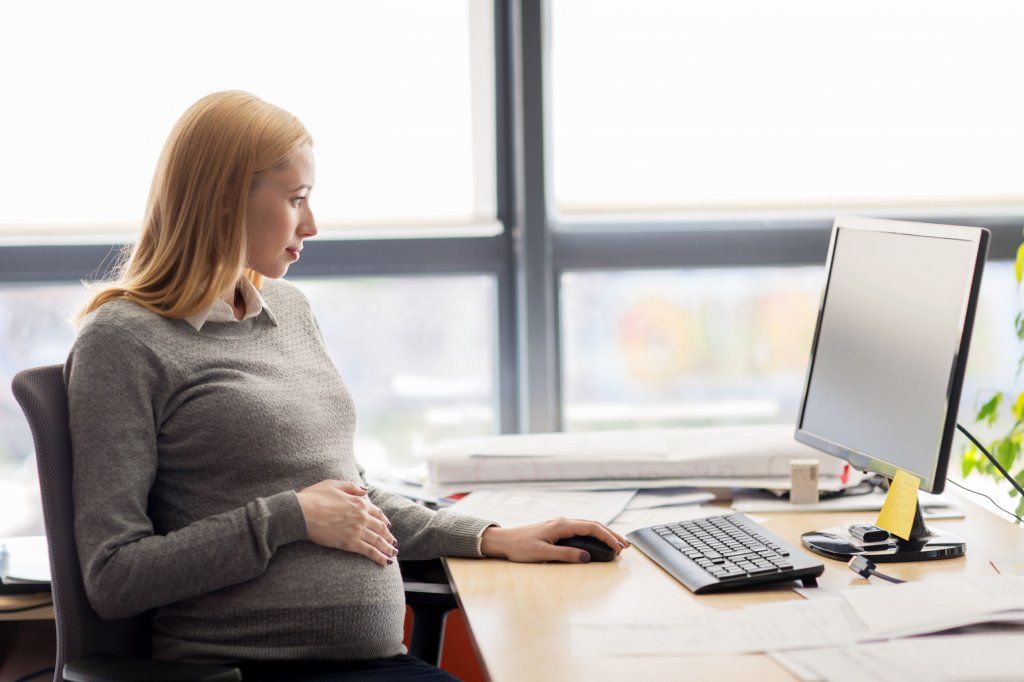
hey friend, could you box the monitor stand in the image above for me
[800,498,965,563]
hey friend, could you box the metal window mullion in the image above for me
[0,236,508,283]
[507,0,560,433]
[551,219,1024,272]
[495,0,521,435]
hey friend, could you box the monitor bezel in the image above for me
[794,216,990,494]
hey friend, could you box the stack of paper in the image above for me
[771,633,1024,682]
[570,575,1024,658]
[0,536,50,585]
[731,488,963,519]
[424,424,849,492]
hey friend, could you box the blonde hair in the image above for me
[76,90,312,325]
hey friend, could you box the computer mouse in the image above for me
[555,535,617,562]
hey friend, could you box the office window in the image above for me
[549,0,1024,218]
[0,283,91,538]
[299,276,498,473]
[0,0,496,239]
[0,275,497,538]
[560,263,1021,431]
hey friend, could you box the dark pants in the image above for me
[234,655,462,681]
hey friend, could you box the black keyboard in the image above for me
[626,513,824,594]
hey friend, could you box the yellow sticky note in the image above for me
[876,469,921,541]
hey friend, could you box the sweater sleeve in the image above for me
[358,467,496,560]
[65,319,309,620]
[368,487,496,560]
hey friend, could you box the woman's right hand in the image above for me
[296,480,398,567]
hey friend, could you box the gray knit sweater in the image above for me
[64,278,494,663]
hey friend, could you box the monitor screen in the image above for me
[796,217,988,493]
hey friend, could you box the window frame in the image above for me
[1,0,1020,438]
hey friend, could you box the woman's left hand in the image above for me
[480,518,631,563]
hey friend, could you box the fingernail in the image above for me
[579,551,591,563]
[618,541,626,549]
[359,485,368,490]
[393,540,399,547]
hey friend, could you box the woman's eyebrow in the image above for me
[289,184,312,192]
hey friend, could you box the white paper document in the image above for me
[571,576,1024,657]
[839,574,1024,638]
[426,424,845,484]
[424,475,854,498]
[625,488,716,510]
[771,633,1024,682]
[0,535,50,584]
[446,489,636,527]
[571,597,870,656]
[610,505,714,534]
[731,489,962,518]
[990,558,1024,576]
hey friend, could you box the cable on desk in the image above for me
[952,422,1024,524]
[0,600,52,614]
[947,479,1024,524]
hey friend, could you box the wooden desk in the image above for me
[0,593,56,681]
[0,592,53,621]
[445,496,1024,681]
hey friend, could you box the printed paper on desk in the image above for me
[446,489,636,527]
[772,633,1024,682]
[839,574,1024,638]
[991,559,1024,576]
[731,487,960,517]
[570,597,870,657]
[610,505,713,534]
[0,536,50,584]
[423,475,857,498]
[425,424,848,485]
[625,488,715,510]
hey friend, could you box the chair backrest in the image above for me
[12,364,153,682]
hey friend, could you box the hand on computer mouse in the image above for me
[555,535,617,562]
[480,518,630,563]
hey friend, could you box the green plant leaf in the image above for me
[961,444,979,477]
[1017,312,1024,341]
[1014,469,1024,497]
[1013,393,1024,422]
[977,393,1003,425]
[1014,497,1024,523]
[997,438,1020,472]
[1016,242,1024,283]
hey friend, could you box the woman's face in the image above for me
[244,144,317,279]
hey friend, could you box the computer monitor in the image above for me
[794,216,989,562]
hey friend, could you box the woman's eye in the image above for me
[291,196,305,207]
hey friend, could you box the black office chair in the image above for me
[12,364,457,682]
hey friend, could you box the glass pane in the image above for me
[550,0,1024,217]
[0,1,495,237]
[296,276,497,472]
[560,263,1021,432]
[0,283,91,537]
[0,275,497,537]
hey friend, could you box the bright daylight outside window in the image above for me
[560,265,1021,432]
[550,0,1024,219]
[0,1,498,537]
[552,0,1024,431]
[0,0,496,240]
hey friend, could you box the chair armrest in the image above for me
[63,655,240,682]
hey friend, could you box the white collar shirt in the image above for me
[184,277,277,331]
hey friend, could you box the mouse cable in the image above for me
[848,555,905,584]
